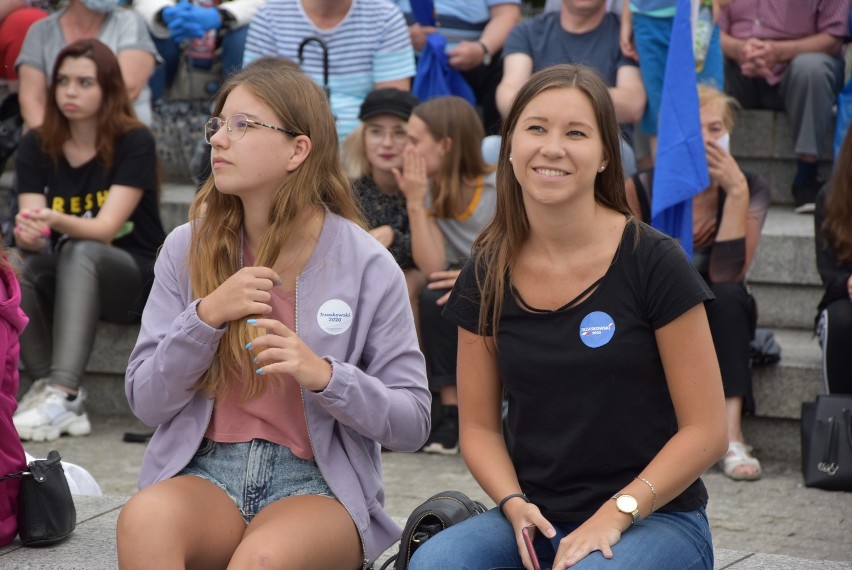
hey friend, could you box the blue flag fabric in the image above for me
[410,0,436,26]
[651,0,710,259]
[412,34,477,106]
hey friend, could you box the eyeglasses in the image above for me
[364,125,408,146]
[205,114,302,144]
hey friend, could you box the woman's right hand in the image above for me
[392,147,430,206]
[13,208,50,251]
[196,266,281,329]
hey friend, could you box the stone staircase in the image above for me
[734,109,832,464]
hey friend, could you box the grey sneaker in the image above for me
[13,385,91,442]
[14,378,50,415]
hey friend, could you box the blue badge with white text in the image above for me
[579,311,615,348]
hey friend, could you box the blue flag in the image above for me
[651,0,710,259]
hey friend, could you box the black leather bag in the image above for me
[801,394,852,491]
[0,450,76,546]
[0,93,22,173]
[380,490,487,570]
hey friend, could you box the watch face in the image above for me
[616,494,638,513]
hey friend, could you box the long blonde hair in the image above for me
[472,64,632,337]
[411,96,493,219]
[188,59,362,398]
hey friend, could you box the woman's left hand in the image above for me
[705,140,747,197]
[427,269,461,306]
[247,318,332,392]
[551,509,625,568]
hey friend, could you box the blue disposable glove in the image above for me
[168,18,205,43]
[186,4,222,32]
[161,1,192,25]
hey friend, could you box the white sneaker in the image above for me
[14,378,50,416]
[13,385,92,442]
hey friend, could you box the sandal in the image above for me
[721,441,762,481]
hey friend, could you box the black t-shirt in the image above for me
[16,128,166,294]
[444,221,715,522]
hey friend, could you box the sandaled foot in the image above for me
[721,441,762,481]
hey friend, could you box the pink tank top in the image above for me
[204,251,313,459]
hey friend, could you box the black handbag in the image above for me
[0,93,22,173]
[0,450,76,546]
[379,490,487,570]
[801,394,852,491]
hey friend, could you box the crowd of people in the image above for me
[0,0,849,566]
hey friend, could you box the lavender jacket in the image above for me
[125,213,431,564]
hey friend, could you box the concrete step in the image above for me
[731,109,833,206]
[2,495,848,569]
[748,206,822,329]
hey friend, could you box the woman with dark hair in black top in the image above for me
[12,39,165,442]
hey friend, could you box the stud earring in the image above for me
[509,156,513,162]
[599,165,606,172]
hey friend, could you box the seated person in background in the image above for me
[0,0,48,94]
[243,0,415,139]
[133,0,263,100]
[393,95,496,455]
[343,87,425,323]
[720,0,848,214]
[0,250,29,547]
[12,39,166,442]
[16,0,157,128]
[409,63,727,570]
[392,0,521,135]
[497,0,644,177]
[814,124,852,395]
[116,59,429,569]
[626,84,770,481]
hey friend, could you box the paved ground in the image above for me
[21,414,852,566]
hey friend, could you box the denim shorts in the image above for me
[176,438,335,524]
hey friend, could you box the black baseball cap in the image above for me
[359,88,420,121]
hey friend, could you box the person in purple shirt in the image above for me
[720,0,850,214]
[117,58,429,569]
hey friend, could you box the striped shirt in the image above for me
[720,0,848,84]
[244,0,416,139]
[394,0,520,47]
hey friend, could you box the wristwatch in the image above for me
[611,493,639,524]
[478,41,492,66]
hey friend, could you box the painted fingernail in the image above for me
[21,212,28,219]
[245,342,252,349]
[41,228,51,236]
[247,319,257,324]
[255,368,263,375]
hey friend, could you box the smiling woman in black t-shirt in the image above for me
[409,65,728,570]
[11,39,165,442]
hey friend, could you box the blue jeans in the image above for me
[176,438,335,524]
[149,25,248,101]
[408,506,713,570]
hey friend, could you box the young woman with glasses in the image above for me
[11,39,165,442]
[342,87,424,326]
[117,58,430,569]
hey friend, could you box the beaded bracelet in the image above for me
[635,476,657,513]
[498,492,529,515]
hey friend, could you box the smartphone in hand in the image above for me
[522,526,543,570]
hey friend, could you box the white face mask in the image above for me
[714,132,730,154]
[80,0,118,13]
